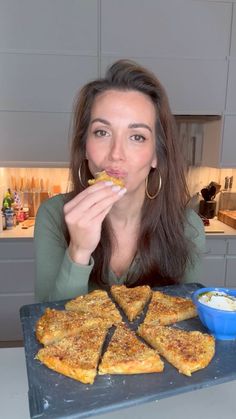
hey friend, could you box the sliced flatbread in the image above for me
[143,290,197,325]
[138,323,215,376]
[110,285,152,321]
[35,308,112,346]
[98,323,164,375]
[36,324,109,384]
[88,170,124,187]
[65,289,122,325]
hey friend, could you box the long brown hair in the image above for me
[66,59,193,288]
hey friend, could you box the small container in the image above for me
[17,209,25,223]
[23,207,29,220]
[199,200,216,219]
[224,176,230,190]
[2,212,6,230]
[5,208,14,230]
[192,287,236,340]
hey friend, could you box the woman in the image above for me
[35,59,205,302]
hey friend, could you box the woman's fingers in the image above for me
[64,181,113,214]
[65,187,126,226]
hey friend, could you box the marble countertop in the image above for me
[1,347,236,419]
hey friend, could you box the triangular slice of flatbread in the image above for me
[35,308,112,346]
[98,323,164,375]
[110,285,152,321]
[143,290,197,325]
[36,324,109,384]
[65,289,122,325]
[138,323,215,376]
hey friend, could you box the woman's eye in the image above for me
[130,134,146,142]
[94,129,109,137]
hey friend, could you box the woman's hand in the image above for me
[64,182,126,265]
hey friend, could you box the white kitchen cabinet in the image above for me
[0,239,35,341]
[0,0,98,167]
[0,54,98,113]
[230,3,236,57]
[225,58,236,113]
[203,237,236,288]
[202,238,227,286]
[0,111,71,166]
[221,116,236,168]
[0,0,98,54]
[101,56,227,115]
[202,256,226,287]
[225,239,236,288]
[101,0,230,115]
[226,258,236,288]
[101,0,231,58]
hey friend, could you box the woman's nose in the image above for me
[108,138,126,161]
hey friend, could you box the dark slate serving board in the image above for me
[20,283,236,419]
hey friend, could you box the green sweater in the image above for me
[34,194,206,302]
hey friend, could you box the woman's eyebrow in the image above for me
[128,123,152,133]
[90,119,152,133]
[90,118,111,125]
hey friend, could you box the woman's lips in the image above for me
[105,168,127,178]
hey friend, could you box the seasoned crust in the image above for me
[99,323,164,375]
[36,325,109,384]
[88,171,125,188]
[65,289,122,325]
[138,323,215,376]
[35,308,112,346]
[110,285,152,321]
[143,291,197,326]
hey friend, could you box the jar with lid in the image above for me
[5,208,14,230]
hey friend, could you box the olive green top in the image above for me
[34,194,206,302]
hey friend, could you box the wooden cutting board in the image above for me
[21,219,35,229]
[218,210,236,229]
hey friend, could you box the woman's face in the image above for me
[86,89,157,195]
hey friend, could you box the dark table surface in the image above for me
[20,283,236,419]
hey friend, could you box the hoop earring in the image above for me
[78,160,87,189]
[145,168,162,200]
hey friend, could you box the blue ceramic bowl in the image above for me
[192,287,236,340]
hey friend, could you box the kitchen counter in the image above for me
[0,223,34,239]
[1,347,236,419]
[204,218,236,237]
[1,216,235,240]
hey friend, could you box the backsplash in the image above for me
[187,166,236,212]
[1,166,236,213]
[0,167,71,207]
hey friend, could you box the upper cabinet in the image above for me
[230,3,236,58]
[101,0,231,115]
[226,59,236,113]
[101,57,228,115]
[0,0,98,54]
[0,0,98,167]
[221,116,236,168]
[221,4,236,167]
[0,0,235,166]
[101,0,231,58]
